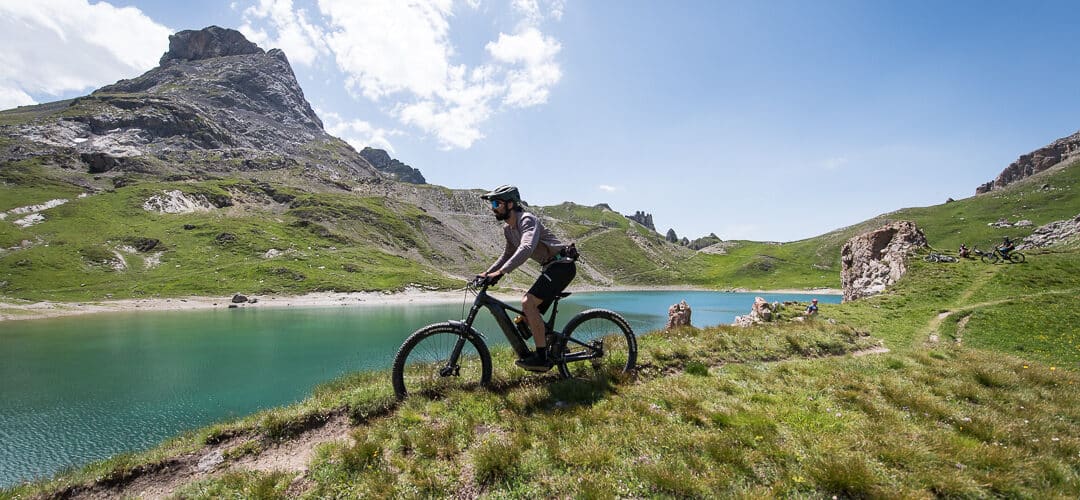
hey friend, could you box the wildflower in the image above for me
[1023,365,1029,369]
[1050,366,1056,371]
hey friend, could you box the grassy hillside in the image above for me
[6,241,1077,498]
[679,159,1080,290]
[3,150,1079,303]
[0,160,456,302]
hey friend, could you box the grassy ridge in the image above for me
[6,244,1079,497]
[1,175,455,302]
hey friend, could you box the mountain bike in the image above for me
[391,276,637,400]
[923,251,958,263]
[981,247,1026,264]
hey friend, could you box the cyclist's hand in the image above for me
[474,272,502,286]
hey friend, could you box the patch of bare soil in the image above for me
[71,411,354,500]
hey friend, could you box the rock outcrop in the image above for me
[626,211,655,232]
[665,300,692,329]
[733,297,774,327]
[665,228,678,243]
[840,221,927,302]
[160,26,263,64]
[0,26,386,184]
[1018,213,1080,250]
[358,147,425,184]
[976,130,1080,194]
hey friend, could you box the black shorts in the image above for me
[527,261,577,313]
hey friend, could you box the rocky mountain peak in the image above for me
[626,211,655,231]
[0,26,403,185]
[159,26,264,65]
[358,147,426,184]
[976,130,1080,194]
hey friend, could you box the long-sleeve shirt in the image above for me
[485,211,566,274]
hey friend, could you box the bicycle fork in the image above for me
[439,336,467,377]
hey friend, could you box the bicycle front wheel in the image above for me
[555,309,637,380]
[392,323,492,400]
[1008,252,1026,263]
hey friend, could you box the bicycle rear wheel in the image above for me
[1008,252,1026,263]
[554,309,637,380]
[981,253,999,264]
[392,323,492,400]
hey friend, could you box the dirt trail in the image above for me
[73,412,354,500]
[924,258,1077,344]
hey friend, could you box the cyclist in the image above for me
[958,243,970,259]
[804,298,818,316]
[478,185,577,372]
[998,236,1015,258]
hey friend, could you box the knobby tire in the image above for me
[392,323,492,400]
[554,309,637,380]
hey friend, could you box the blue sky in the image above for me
[2,1,1079,242]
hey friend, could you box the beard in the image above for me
[494,210,510,221]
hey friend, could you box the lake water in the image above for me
[0,290,838,487]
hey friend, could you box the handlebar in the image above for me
[470,274,501,288]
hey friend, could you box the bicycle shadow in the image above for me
[483,369,635,415]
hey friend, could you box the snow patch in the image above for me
[144,252,163,269]
[9,198,69,215]
[14,214,45,227]
[143,190,215,214]
[110,251,128,271]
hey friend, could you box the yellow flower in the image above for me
[1050,367,1056,371]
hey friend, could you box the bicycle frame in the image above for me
[456,283,563,359]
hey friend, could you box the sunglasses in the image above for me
[490,200,502,209]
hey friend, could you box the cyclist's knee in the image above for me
[522,293,541,311]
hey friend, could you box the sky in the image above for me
[2,0,1079,242]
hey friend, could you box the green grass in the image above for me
[0,178,457,301]
[12,321,1077,498]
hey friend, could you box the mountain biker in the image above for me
[804,298,818,316]
[998,236,1015,258]
[478,185,577,372]
[959,243,970,259]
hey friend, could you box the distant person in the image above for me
[998,236,1015,258]
[478,185,578,372]
[959,243,970,259]
[804,298,818,316]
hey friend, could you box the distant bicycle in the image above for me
[981,247,1025,264]
[923,252,958,263]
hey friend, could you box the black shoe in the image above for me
[515,352,553,372]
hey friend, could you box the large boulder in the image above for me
[840,221,927,302]
[732,296,774,327]
[1018,213,1080,250]
[665,300,692,329]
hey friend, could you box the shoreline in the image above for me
[0,286,842,322]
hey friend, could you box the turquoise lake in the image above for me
[0,290,839,487]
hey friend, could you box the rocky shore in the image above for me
[0,286,841,322]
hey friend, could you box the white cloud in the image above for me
[312,0,562,149]
[820,156,849,170]
[0,87,36,110]
[598,184,618,192]
[0,0,171,108]
[238,0,329,66]
[318,108,402,153]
